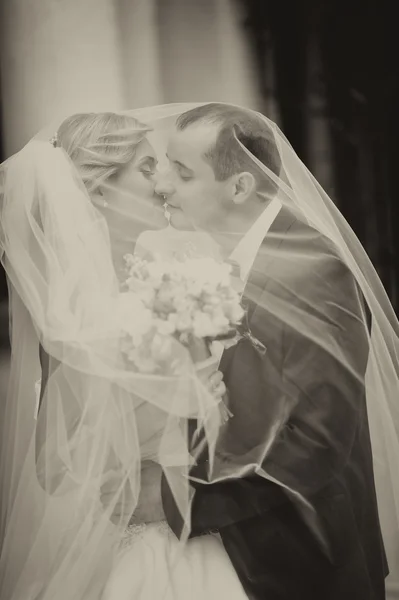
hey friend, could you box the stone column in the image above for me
[0,0,126,156]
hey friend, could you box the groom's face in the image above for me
[156,124,233,232]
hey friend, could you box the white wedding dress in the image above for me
[101,228,247,599]
[102,521,248,600]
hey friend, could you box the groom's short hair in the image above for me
[176,103,281,194]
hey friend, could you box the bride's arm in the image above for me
[128,461,166,525]
[129,371,226,526]
[99,459,165,525]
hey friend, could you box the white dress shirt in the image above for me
[212,197,282,363]
[229,196,282,286]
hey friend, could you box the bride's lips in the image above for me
[151,196,166,210]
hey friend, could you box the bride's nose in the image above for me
[154,175,175,200]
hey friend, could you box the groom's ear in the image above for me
[231,172,256,205]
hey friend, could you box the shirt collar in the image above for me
[229,197,282,283]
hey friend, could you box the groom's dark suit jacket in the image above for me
[162,206,388,600]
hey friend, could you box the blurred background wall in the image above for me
[1,0,397,318]
[0,3,398,594]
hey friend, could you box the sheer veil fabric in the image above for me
[0,103,398,598]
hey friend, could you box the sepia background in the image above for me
[0,1,398,595]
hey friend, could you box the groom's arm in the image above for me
[163,253,371,538]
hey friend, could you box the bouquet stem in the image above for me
[186,335,218,384]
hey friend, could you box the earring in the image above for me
[103,199,108,208]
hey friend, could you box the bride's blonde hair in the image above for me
[57,112,151,194]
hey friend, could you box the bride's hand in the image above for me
[206,370,227,400]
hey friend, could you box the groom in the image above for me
[153,103,388,600]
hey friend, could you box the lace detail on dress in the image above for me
[120,520,171,549]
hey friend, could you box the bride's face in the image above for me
[102,139,167,241]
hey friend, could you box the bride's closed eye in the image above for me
[141,167,156,179]
[139,157,157,178]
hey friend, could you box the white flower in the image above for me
[136,286,156,307]
[173,293,195,313]
[124,254,150,281]
[174,311,194,333]
[155,318,176,336]
[224,300,245,323]
[211,313,230,331]
[187,258,232,287]
[204,294,221,307]
[126,347,158,373]
[123,253,136,268]
[192,311,215,338]
[151,334,173,361]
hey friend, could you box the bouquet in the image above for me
[117,254,245,374]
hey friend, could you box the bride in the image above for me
[0,109,248,600]
[1,103,399,600]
